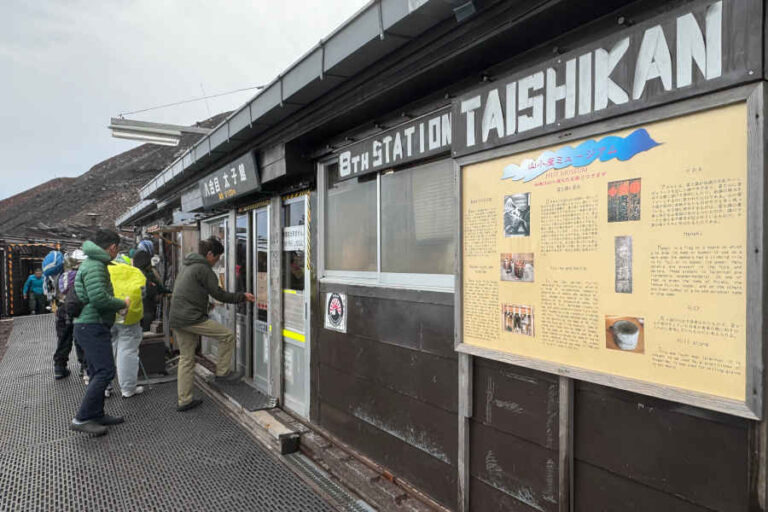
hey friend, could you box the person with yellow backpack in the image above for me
[108,255,147,398]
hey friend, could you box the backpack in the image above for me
[42,251,64,277]
[64,273,87,319]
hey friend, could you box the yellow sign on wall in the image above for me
[462,103,748,403]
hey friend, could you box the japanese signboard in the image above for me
[338,107,452,181]
[460,103,753,416]
[452,0,760,156]
[199,151,260,208]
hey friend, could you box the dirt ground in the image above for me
[0,319,12,363]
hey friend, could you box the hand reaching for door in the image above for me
[243,293,256,303]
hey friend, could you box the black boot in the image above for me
[54,367,70,380]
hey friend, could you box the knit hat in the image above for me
[133,250,151,269]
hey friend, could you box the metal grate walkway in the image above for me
[0,315,334,512]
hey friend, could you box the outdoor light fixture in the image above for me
[108,118,212,146]
[450,0,477,22]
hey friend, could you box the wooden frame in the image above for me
[454,83,765,420]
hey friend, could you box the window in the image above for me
[381,160,455,275]
[322,158,455,290]
[235,214,249,315]
[325,163,377,272]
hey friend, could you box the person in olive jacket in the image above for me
[170,237,254,412]
[70,229,130,437]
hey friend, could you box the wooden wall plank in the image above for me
[574,384,750,512]
[318,329,457,412]
[574,462,713,512]
[469,421,559,512]
[319,363,458,467]
[345,294,455,358]
[319,401,457,509]
[472,358,559,449]
[470,477,544,512]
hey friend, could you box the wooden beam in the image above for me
[750,81,768,511]
[458,352,472,512]
[268,196,284,402]
[558,376,574,512]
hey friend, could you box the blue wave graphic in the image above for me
[501,128,660,182]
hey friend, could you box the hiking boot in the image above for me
[70,420,107,437]
[94,414,124,426]
[214,371,242,383]
[122,386,145,398]
[54,367,70,380]
[177,399,203,412]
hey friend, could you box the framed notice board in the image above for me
[455,85,765,419]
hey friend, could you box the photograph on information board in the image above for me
[605,316,644,353]
[614,236,633,293]
[461,103,748,404]
[503,193,530,237]
[500,253,534,282]
[502,304,534,336]
[607,178,642,222]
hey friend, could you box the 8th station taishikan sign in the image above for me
[337,107,452,181]
[452,0,761,156]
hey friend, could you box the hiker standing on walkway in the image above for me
[70,229,130,436]
[170,237,254,412]
[108,256,147,398]
[132,249,171,331]
[23,268,46,314]
[52,251,88,380]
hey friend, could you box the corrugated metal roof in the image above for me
[135,0,454,203]
[115,199,156,227]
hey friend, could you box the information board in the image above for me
[461,103,751,409]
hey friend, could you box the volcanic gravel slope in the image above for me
[0,112,230,239]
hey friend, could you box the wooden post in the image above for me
[458,352,472,511]
[558,376,574,512]
[268,196,284,403]
[750,81,768,511]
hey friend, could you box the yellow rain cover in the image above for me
[108,263,147,325]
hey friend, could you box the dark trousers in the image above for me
[74,324,115,421]
[53,308,85,370]
[28,292,46,314]
[141,297,157,331]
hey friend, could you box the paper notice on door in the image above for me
[283,225,305,251]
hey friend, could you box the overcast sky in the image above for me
[0,0,365,200]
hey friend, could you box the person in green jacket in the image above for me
[170,237,254,412]
[70,229,130,437]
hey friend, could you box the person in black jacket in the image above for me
[132,250,171,331]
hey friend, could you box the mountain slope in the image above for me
[0,113,229,239]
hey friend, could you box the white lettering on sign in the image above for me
[676,1,723,87]
[338,110,452,179]
[198,151,259,207]
[458,1,724,148]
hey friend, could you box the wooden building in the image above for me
[118,1,768,509]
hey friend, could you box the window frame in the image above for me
[318,157,455,292]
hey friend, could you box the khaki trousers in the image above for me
[173,319,235,406]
